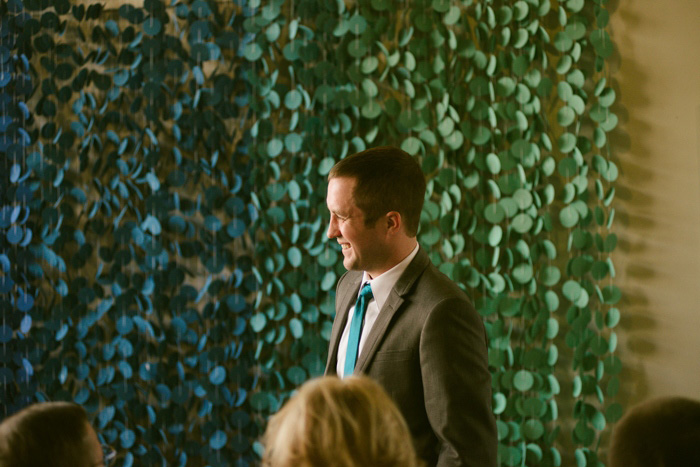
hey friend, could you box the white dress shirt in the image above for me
[336,244,420,378]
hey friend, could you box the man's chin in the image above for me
[342,257,359,271]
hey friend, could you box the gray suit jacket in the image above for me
[325,247,497,467]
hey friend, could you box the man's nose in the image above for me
[327,217,338,239]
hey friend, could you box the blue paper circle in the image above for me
[16,292,34,312]
[0,325,12,343]
[209,430,227,450]
[209,366,226,385]
[118,361,133,379]
[0,254,9,272]
[116,315,134,334]
[120,429,136,449]
[9,164,20,183]
[113,69,129,86]
[98,406,115,428]
[55,323,69,340]
[233,317,246,336]
[170,317,187,335]
[0,206,13,228]
[21,357,33,376]
[227,219,245,238]
[156,384,171,402]
[139,362,156,381]
[143,17,162,35]
[0,276,14,293]
[225,294,246,313]
[117,338,133,358]
[20,314,31,333]
[0,72,11,87]
[0,115,12,132]
[6,226,23,244]
[76,363,90,381]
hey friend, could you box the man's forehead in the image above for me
[327,183,360,213]
[329,175,357,186]
[327,178,356,198]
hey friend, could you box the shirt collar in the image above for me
[361,244,419,311]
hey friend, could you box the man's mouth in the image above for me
[340,243,350,250]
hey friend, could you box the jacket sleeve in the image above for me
[420,296,498,467]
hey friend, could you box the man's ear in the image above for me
[384,211,402,235]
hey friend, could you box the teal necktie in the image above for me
[343,283,373,377]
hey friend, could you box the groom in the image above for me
[324,146,497,466]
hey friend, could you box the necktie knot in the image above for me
[359,282,373,300]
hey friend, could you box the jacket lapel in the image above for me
[325,272,362,374]
[355,247,430,373]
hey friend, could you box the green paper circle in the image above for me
[562,280,582,302]
[484,204,506,223]
[523,419,545,440]
[512,213,534,233]
[514,370,534,391]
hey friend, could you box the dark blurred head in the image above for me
[608,396,700,467]
[0,401,103,467]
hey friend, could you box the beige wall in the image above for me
[611,0,700,406]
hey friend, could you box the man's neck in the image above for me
[366,239,418,279]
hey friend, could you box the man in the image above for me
[324,146,497,466]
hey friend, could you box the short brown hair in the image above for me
[0,401,92,467]
[328,146,426,236]
[262,376,422,467]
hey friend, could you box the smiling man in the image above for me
[324,146,497,467]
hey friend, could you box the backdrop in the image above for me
[0,0,621,465]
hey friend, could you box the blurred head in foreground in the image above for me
[263,375,422,467]
[0,401,111,467]
[608,396,700,467]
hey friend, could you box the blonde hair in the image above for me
[262,376,422,467]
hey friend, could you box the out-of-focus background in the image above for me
[611,0,700,404]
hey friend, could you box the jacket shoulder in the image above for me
[415,261,471,303]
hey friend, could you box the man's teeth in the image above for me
[341,244,350,249]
